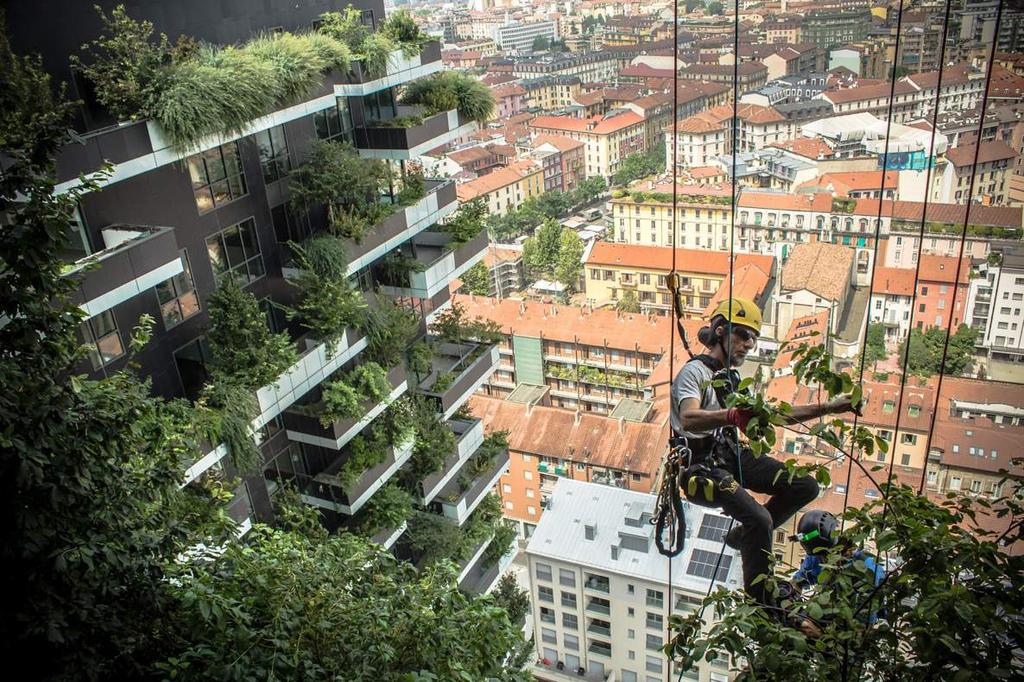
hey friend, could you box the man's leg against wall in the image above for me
[717,485,775,604]
[738,449,819,529]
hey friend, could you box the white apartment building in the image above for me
[493,20,557,52]
[527,478,740,682]
[967,250,1024,363]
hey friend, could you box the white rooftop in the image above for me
[526,478,742,593]
[800,112,949,155]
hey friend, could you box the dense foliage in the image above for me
[521,219,585,292]
[863,322,888,368]
[362,295,420,367]
[611,147,665,186]
[897,324,978,377]
[75,5,433,148]
[401,71,496,122]
[206,275,298,390]
[287,235,367,352]
[355,483,414,538]
[460,261,492,295]
[488,176,606,239]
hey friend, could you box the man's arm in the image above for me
[786,396,856,424]
[678,396,732,433]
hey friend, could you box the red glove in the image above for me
[726,407,753,432]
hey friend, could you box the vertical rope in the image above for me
[916,0,1003,495]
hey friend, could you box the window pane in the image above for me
[238,220,259,259]
[246,255,265,282]
[187,157,208,188]
[95,329,124,365]
[222,226,245,268]
[204,148,227,182]
[194,188,215,213]
[227,172,246,199]
[91,310,117,337]
[211,179,231,206]
[206,236,227,275]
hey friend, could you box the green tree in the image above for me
[206,275,298,389]
[531,35,550,51]
[670,482,1024,681]
[863,322,888,368]
[555,230,585,293]
[534,219,565,273]
[573,175,608,204]
[461,261,492,296]
[492,573,531,626]
[159,511,531,680]
[706,1,723,14]
[617,289,641,313]
[0,31,229,678]
[898,324,978,377]
[685,0,705,12]
[611,148,664,186]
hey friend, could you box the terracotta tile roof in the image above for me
[737,190,834,212]
[573,91,605,107]
[447,146,495,165]
[586,242,774,279]
[940,375,1024,410]
[822,80,917,104]
[620,63,674,78]
[987,66,1024,99]
[682,62,767,77]
[930,417,1024,477]
[455,161,540,202]
[904,65,975,90]
[529,111,646,135]
[705,103,787,125]
[767,137,835,159]
[871,267,916,296]
[779,242,853,302]
[482,246,522,267]
[703,261,773,315]
[493,84,527,98]
[797,171,899,196]
[917,254,970,285]
[632,92,672,110]
[845,199,1022,228]
[467,395,668,484]
[687,165,726,179]
[675,110,728,134]
[773,311,831,371]
[453,294,675,354]
[945,140,1018,168]
[622,181,733,202]
[530,134,585,153]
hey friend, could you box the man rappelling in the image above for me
[670,296,858,609]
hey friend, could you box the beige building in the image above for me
[774,242,854,339]
[585,241,774,318]
[609,183,735,249]
[455,160,544,216]
[941,140,1018,205]
[529,111,648,180]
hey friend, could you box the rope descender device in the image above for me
[653,436,690,557]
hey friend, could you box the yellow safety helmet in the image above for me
[709,297,762,335]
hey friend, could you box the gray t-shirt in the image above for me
[670,359,719,439]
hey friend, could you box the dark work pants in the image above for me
[717,448,819,604]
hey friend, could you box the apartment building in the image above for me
[510,49,636,82]
[493,84,528,119]
[456,160,545,216]
[967,249,1024,362]
[529,111,648,180]
[796,171,900,200]
[870,255,970,342]
[494,20,557,52]
[880,202,1022,268]
[456,295,677,413]
[678,62,769,92]
[528,478,740,682]
[609,183,734,249]
[775,242,854,339]
[869,267,917,344]
[928,417,1024,499]
[522,76,584,111]
[584,242,774,318]
[940,140,1018,205]
[527,134,587,193]
[666,113,728,168]
[801,7,872,50]
[819,67,985,123]
[764,18,802,45]
[468,396,667,537]
[35,0,509,591]
[478,246,526,298]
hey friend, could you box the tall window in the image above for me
[173,337,212,401]
[206,218,265,285]
[362,88,398,122]
[187,142,246,213]
[315,99,353,142]
[255,125,291,184]
[155,251,200,328]
[81,310,124,370]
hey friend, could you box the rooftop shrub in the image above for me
[286,235,366,353]
[401,71,496,123]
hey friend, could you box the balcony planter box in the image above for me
[420,419,484,504]
[370,520,408,550]
[436,448,511,526]
[284,364,408,450]
[343,179,458,274]
[459,541,517,594]
[65,225,182,319]
[299,439,415,515]
[416,341,500,419]
[337,41,442,93]
[380,228,488,299]
[356,107,477,159]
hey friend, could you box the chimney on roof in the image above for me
[519,301,526,316]
[574,408,582,425]
[525,401,533,417]
[618,416,625,434]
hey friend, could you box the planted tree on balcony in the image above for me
[401,395,458,485]
[320,378,363,424]
[206,276,298,391]
[406,512,465,566]
[196,380,261,472]
[287,235,366,353]
[483,519,517,568]
[355,483,414,538]
[362,295,419,367]
[401,71,496,123]
[407,339,436,377]
[289,141,392,243]
[336,430,389,490]
[380,10,432,57]
[439,198,488,249]
[394,168,426,207]
[378,248,426,288]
